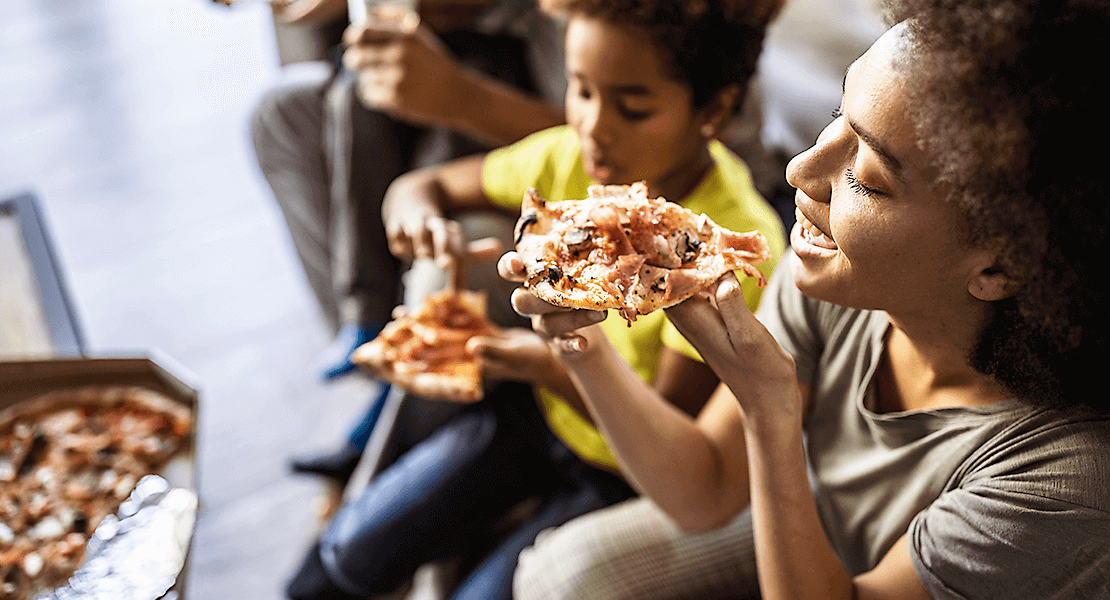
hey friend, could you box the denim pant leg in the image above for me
[449,479,637,600]
[446,398,638,600]
[319,398,543,596]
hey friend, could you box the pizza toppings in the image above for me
[0,386,192,600]
[352,289,498,402]
[514,182,772,322]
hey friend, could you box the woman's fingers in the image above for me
[497,251,526,282]
[712,272,760,343]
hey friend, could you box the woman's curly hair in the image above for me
[539,0,784,110]
[885,0,1110,412]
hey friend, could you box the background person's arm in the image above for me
[343,21,564,146]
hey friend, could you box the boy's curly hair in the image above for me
[540,0,784,110]
[885,0,1110,412]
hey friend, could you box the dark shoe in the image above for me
[289,445,363,484]
[287,541,364,600]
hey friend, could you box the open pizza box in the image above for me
[0,352,200,600]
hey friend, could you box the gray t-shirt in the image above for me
[758,255,1110,599]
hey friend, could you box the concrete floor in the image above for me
[0,0,377,597]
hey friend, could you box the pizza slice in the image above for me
[351,289,497,402]
[513,182,772,322]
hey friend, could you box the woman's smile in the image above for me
[792,206,838,256]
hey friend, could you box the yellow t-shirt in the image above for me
[482,125,785,470]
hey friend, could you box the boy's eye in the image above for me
[617,101,652,121]
[619,107,651,121]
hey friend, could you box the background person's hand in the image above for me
[342,14,474,126]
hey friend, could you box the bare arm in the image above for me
[343,21,564,146]
[668,273,933,600]
[503,252,934,599]
[504,277,751,530]
[381,154,499,263]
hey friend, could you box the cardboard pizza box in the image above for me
[0,352,200,600]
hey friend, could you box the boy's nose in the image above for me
[583,102,616,147]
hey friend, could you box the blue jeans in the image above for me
[317,383,636,600]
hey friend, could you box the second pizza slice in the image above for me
[351,289,497,402]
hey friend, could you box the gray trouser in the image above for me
[251,63,487,331]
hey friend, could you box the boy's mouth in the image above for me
[586,160,614,183]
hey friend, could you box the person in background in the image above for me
[283,0,786,597]
[505,0,1110,598]
[246,0,567,483]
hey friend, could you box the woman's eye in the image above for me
[831,107,843,119]
[845,167,877,197]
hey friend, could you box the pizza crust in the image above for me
[514,182,771,321]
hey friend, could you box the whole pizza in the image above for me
[0,385,193,600]
[513,182,772,322]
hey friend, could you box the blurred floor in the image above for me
[0,0,377,597]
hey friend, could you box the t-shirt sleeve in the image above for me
[755,255,822,386]
[908,419,1110,599]
[481,126,575,210]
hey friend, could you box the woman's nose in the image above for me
[785,121,845,204]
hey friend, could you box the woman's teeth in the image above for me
[795,208,838,249]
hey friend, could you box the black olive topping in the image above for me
[515,211,539,246]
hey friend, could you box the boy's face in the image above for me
[564,16,713,201]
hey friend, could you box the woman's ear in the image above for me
[969,263,1015,302]
[700,83,743,139]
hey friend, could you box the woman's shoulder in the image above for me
[962,408,1110,510]
[910,409,1110,599]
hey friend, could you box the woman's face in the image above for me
[564,16,713,201]
[785,24,995,318]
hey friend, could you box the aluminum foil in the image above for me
[37,475,197,600]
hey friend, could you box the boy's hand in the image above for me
[386,212,465,266]
[498,252,607,353]
[342,14,470,127]
[467,328,556,384]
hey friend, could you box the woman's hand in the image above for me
[497,251,608,353]
[666,272,803,425]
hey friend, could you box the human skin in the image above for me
[502,21,1015,600]
[376,12,742,422]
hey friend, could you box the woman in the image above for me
[502,0,1110,598]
